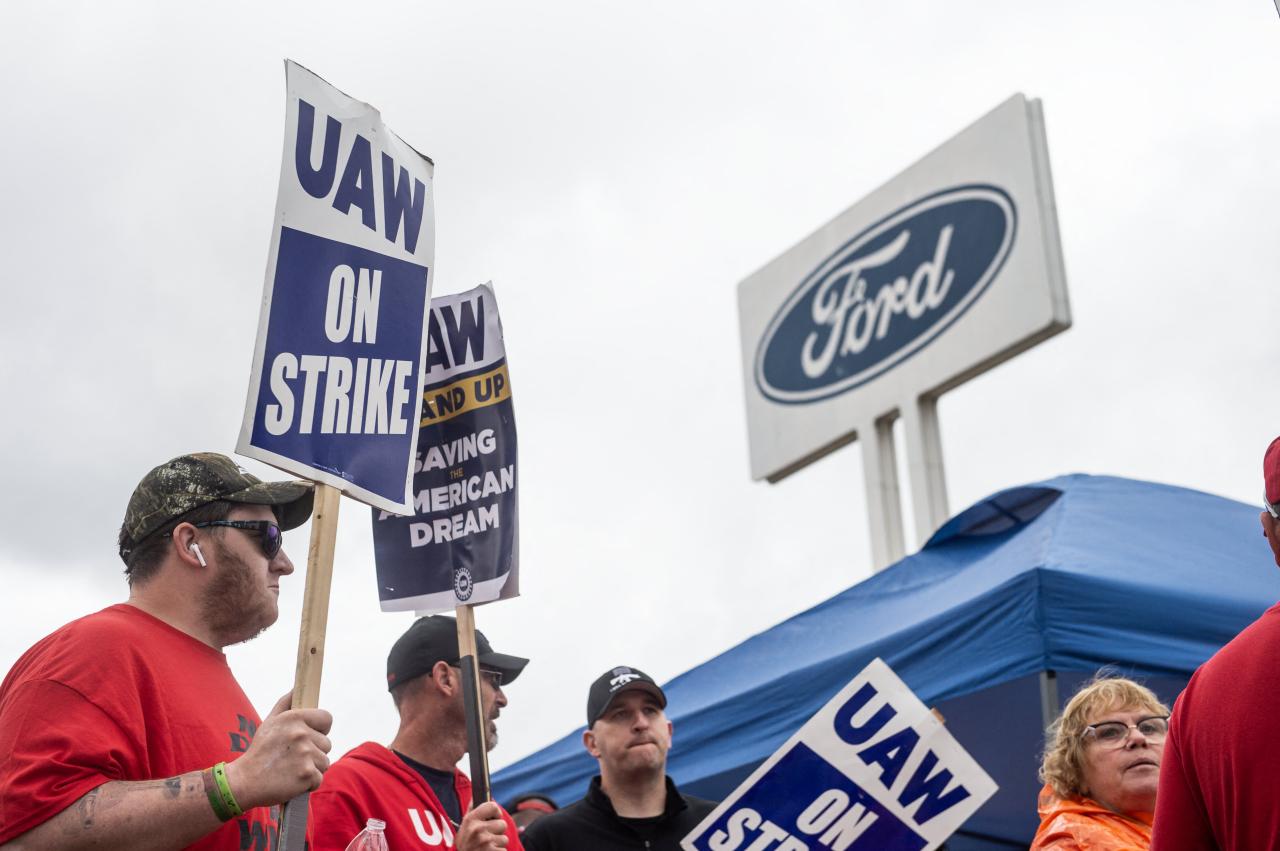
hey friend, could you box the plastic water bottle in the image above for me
[343,818,389,851]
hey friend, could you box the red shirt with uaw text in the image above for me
[308,741,523,850]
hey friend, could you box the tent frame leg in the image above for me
[1039,669,1060,730]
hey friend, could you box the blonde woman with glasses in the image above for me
[1031,675,1170,850]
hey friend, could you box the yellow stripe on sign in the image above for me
[420,363,512,427]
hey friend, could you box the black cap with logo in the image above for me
[386,615,529,691]
[585,665,667,727]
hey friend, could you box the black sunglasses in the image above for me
[166,520,283,559]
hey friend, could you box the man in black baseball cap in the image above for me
[521,666,717,851]
[0,452,331,850]
[385,613,529,693]
[308,615,530,850]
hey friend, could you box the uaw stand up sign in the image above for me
[369,283,518,805]
[681,660,997,851]
[371,283,519,614]
[739,94,1070,568]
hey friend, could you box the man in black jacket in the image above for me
[521,666,717,850]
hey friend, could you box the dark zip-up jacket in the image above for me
[521,775,717,850]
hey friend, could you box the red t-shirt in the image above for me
[1152,603,1280,851]
[0,604,277,850]
[308,741,523,850]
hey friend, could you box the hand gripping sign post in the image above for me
[682,659,997,851]
[236,61,435,849]
[371,282,519,804]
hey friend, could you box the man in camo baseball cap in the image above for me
[119,452,314,562]
[0,453,333,849]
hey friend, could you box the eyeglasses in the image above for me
[450,663,504,690]
[166,520,283,559]
[1265,491,1280,520]
[1083,716,1168,748]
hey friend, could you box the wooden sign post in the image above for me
[455,604,492,806]
[278,483,342,851]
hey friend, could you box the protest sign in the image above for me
[371,282,519,614]
[237,59,435,515]
[234,61,435,848]
[682,659,997,851]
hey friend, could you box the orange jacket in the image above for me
[1030,784,1153,850]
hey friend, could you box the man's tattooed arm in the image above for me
[1,771,227,851]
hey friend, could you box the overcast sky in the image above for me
[2,0,1279,781]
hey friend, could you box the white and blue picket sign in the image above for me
[682,659,996,851]
[238,60,435,514]
[370,284,519,613]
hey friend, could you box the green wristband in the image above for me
[204,767,234,822]
[211,762,245,818]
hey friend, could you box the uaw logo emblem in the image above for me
[755,184,1016,404]
[453,566,474,601]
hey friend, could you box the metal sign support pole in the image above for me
[860,414,906,570]
[901,394,949,548]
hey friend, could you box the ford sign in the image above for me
[755,185,1017,404]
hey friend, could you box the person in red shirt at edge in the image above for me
[307,615,527,851]
[0,452,334,851]
[1151,436,1280,851]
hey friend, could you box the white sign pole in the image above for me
[858,417,906,567]
[901,396,949,548]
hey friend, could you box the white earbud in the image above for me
[189,542,207,567]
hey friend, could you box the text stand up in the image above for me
[455,604,491,806]
[278,483,342,851]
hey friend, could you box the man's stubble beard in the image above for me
[200,540,277,646]
[605,752,667,788]
[449,689,502,752]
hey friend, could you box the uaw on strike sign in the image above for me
[683,660,996,851]
[238,61,434,513]
[371,284,519,613]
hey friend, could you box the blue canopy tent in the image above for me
[493,475,1278,848]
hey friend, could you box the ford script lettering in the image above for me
[755,185,1016,404]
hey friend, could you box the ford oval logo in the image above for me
[755,184,1017,404]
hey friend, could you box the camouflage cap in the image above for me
[122,453,315,547]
